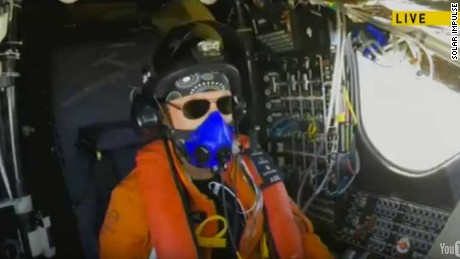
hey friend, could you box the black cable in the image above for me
[163,137,204,259]
[226,80,250,256]
[0,94,7,156]
[220,172,240,258]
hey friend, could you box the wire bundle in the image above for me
[296,7,363,212]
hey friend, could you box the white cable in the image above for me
[324,14,341,134]
[296,141,326,205]
[351,21,434,79]
[237,155,264,217]
[296,9,346,207]
[401,37,421,64]
[415,39,435,81]
[301,158,335,212]
[8,0,13,22]
[242,198,258,216]
[345,5,438,77]
[335,22,347,123]
[391,34,434,80]
[393,34,434,80]
[367,40,398,68]
[301,38,359,203]
[325,10,345,134]
[208,182,248,220]
[310,12,346,202]
[0,148,13,200]
[300,22,359,209]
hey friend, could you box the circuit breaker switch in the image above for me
[290,74,297,91]
[302,73,309,91]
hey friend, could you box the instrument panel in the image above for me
[308,190,451,258]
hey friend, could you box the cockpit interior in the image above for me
[1,0,460,258]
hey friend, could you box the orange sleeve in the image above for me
[99,171,151,259]
[290,200,334,259]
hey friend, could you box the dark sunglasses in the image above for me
[167,95,233,120]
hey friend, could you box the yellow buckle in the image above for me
[195,215,228,248]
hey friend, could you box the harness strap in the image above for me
[138,137,304,259]
[242,154,305,259]
[92,151,121,231]
[137,140,200,259]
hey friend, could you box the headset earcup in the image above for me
[131,94,161,137]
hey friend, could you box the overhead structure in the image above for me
[315,0,457,65]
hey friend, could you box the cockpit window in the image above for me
[357,54,460,175]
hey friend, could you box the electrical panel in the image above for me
[264,52,344,202]
[339,191,450,258]
[263,55,332,152]
[308,190,452,258]
[254,4,453,259]
[254,3,359,204]
[253,4,331,55]
[255,11,349,203]
[260,54,338,197]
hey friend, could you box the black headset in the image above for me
[131,21,248,137]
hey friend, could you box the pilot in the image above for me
[99,21,332,259]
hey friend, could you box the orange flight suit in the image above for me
[99,137,333,259]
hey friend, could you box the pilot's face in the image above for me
[165,90,233,131]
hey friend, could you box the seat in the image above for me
[50,23,159,259]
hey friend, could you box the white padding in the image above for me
[27,220,55,258]
[44,247,56,258]
[13,195,33,214]
[42,216,51,228]
[0,13,8,44]
[28,229,43,257]
[42,216,56,258]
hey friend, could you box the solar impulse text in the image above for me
[452,3,458,60]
